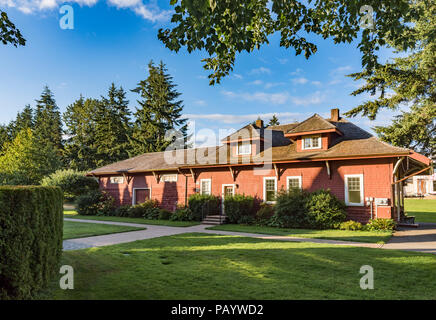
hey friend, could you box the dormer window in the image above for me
[237,141,252,155]
[302,135,321,150]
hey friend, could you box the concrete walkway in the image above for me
[64,218,436,254]
[63,218,383,251]
[383,223,436,254]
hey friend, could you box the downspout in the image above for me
[185,174,188,208]
[393,157,404,222]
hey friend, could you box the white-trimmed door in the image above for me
[222,184,235,215]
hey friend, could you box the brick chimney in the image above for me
[331,108,340,122]
[255,119,264,128]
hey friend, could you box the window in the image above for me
[345,174,364,206]
[200,179,211,195]
[302,135,322,150]
[110,176,124,184]
[237,141,252,155]
[160,174,178,183]
[287,176,302,191]
[263,177,277,203]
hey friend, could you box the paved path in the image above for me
[63,218,382,251]
[383,223,436,254]
[64,218,436,254]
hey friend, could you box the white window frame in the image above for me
[160,174,178,183]
[286,176,302,190]
[302,135,322,150]
[237,141,252,155]
[110,176,124,184]
[344,174,364,206]
[200,179,212,195]
[263,177,277,204]
[132,187,152,205]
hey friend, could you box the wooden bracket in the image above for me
[122,172,133,184]
[325,161,331,179]
[189,168,197,183]
[229,167,235,181]
[152,171,160,183]
[272,163,285,180]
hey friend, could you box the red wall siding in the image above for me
[99,157,395,222]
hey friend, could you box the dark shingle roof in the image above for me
[287,114,337,134]
[88,114,413,175]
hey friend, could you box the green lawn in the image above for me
[64,210,200,227]
[405,199,436,223]
[40,233,436,300]
[207,224,392,244]
[63,221,145,240]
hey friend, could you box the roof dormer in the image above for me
[221,119,289,158]
[282,110,343,152]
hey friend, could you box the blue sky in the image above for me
[0,1,400,146]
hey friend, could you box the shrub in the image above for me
[304,189,347,229]
[41,169,99,201]
[364,218,396,231]
[114,205,131,217]
[76,190,114,216]
[273,189,308,228]
[128,200,159,218]
[338,220,363,231]
[158,209,172,220]
[0,186,63,299]
[238,215,255,225]
[170,207,193,221]
[256,203,274,221]
[224,194,255,223]
[188,194,220,221]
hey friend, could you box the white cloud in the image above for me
[0,0,171,22]
[311,81,322,86]
[290,68,303,76]
[290,91,325,105]
[291,77,309,85]
[233,74,243,80]
[249,67,271,75]
[222,90,290,105]
[248,80,263,86]
[193,99,207,106]
[222,90,326,106]
[184,112,308,124]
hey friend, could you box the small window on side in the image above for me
[110,176,124,184]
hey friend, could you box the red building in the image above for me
[89,109,431,223]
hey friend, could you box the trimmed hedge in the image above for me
[224,194,255,223]
[41,169,99,201]
[188,194,220,221]
[0,186,63,300]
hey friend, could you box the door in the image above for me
[222,184,235,215]
[417,180,426,196]
[134,188,150,204]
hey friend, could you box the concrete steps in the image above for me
[202,215,226,225]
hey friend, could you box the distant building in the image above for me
[404,174,436,198]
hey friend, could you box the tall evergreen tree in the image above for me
[63,96,100,171]
[268,114,280,126]
[131,61,188,155]
[345,0,435,157]
[11,104,34,138]
[94,83,132,167]
[34,86,63,153]
[0,124,12,155]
